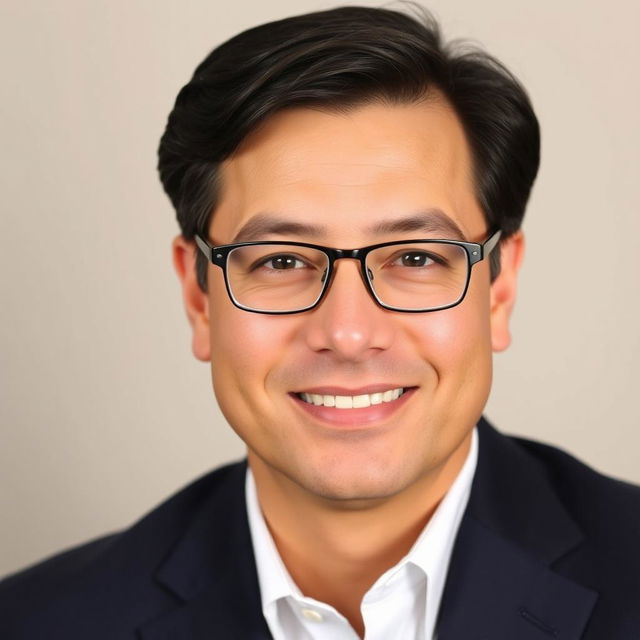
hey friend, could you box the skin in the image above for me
[173,97,524,637]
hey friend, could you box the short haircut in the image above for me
[158,4,540,290]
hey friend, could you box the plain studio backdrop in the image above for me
[1,0,638,577]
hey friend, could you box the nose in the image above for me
[301,259,395,361]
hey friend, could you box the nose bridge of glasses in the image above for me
[325,250,374,293]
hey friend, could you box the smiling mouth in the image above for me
[296,387,407,409]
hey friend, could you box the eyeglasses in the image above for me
[194,230,502,314]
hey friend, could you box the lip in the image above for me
[289,386,417,428]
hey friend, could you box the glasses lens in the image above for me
[366,242,469,311]
[226,244,329,312]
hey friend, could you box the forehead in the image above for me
[211,98,485,243]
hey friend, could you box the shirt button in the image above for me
[301,608,324,622]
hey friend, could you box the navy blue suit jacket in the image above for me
[2,418,640,639]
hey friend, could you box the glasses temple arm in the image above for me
[195,234,213,262]
[482,229,502,258]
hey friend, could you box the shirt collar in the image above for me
[402,426,478,636]
[246,462,304,607]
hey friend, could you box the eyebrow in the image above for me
[231,208,466,244]
[367,210,466,241]
[232,214,327,243]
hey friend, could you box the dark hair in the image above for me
[158,4,540,290]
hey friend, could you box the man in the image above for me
[1,5,639,639]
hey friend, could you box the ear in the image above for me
[172,235,211,362]
[490,231,525,352]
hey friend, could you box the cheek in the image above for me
[208,304,291,436]
[207,274,298,401]
[210,309,276,374]
[407,280,492,382]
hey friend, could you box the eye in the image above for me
[259,254,308,270]
[392,251,437,268]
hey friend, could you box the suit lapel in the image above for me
[437,419,598,639]
[436,515,597,639]
[137,462,272,640]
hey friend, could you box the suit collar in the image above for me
[436,418,598,639]
[469,418,584,564]
[138,461,272,640]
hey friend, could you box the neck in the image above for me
[248,433,472,636]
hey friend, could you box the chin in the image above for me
[291,460,412,503]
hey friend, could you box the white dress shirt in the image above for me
[245,427,478,640]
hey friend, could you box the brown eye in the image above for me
[395,251,435,267]
[257,254,308,270]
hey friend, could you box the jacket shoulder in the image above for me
[473,421,640,636]
[0,460,247,639]
[511,433,640,634]
[512,434,640,539]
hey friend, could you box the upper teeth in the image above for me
[299,388,405,409]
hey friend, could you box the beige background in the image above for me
[1,0,638,577]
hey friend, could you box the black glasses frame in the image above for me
[194,230,502,314]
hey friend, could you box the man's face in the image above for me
[176,99,521,503]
